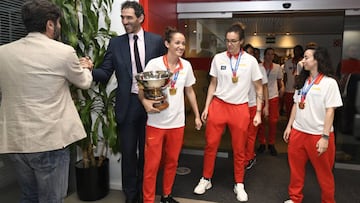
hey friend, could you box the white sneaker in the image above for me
[233,183,248,202]
[284,200,294,203]
[193,177,212,194]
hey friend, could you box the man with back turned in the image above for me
[0,0,93,202]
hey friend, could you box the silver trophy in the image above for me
[135,70,172,111]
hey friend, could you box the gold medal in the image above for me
[169,88,177,95]
[232,76,238,83]
[299,102,305,109]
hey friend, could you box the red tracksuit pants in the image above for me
[287,128,335,203]
[202,97,249,183]
[143,126,184,203]
[245,106,259,163]
[257,97,279,145]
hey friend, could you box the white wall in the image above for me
[109,0,125,36]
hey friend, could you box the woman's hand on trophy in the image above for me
[142,98,161,114]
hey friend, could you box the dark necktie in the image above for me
[133,35,142,73]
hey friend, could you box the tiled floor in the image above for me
[2,182,217,203]
[1,114,359,202]
[65,191,217,203]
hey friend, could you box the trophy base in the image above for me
[153,100,169,111]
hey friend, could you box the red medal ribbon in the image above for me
[227,49,243,77]
[163,55,183,89]
[300,73,324,104]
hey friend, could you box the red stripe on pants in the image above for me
[287,128,335,203]
[143,126,184,203]
[202,97,249,183]
[245,106,258,163]
[284,92,294,119]
[257,97,279,144]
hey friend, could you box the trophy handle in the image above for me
[153,100,169,111]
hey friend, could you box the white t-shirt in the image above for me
[248,65,268,107]
[210,51,262,104]
[292,76,343,134]
[144,56,196,129]
[261,62,282,99]
[283,59,298,93]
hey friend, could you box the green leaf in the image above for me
[52,0,119,165]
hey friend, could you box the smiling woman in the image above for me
[138,26,202,203]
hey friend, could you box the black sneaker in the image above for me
[268,144,278,156]
[160,195,179,203]
[257,144,266,154]
[246,158,256,170]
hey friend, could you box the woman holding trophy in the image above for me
[138,26,202,203]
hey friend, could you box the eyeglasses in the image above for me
[224,39,240,44]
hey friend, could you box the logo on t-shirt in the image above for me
[221,65,226,70]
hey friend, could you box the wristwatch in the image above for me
[321,134,329,140]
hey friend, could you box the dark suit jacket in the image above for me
[93,31,166,124]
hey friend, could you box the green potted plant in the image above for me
[52,0,118,200]
[73,84,118,201]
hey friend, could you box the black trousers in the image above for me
[118,94,147,200]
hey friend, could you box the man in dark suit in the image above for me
[92,1,166,203]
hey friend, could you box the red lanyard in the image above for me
[163,55,183,88]
[300,73,324,103]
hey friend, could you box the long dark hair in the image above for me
[294,46,335,89]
